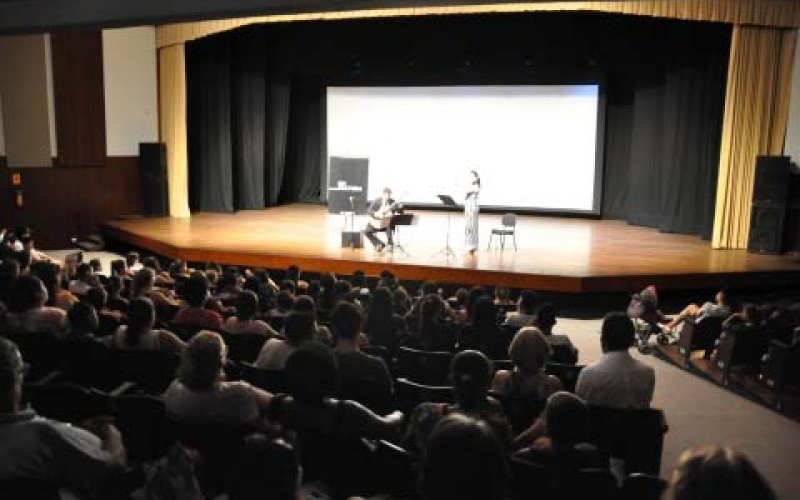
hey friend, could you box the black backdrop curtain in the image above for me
[185,13,730,238]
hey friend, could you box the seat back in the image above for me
[220,332,267,363]
[395,346,453,385]
[394,377,454,415]
[110,348,181,394]
[502,212,517,228]
[678,316,724,361]
[237,362,288,393]
[23,382,109,423]
[588,406,668,476]
[545,362,584,393]
[108,393,172,462]
[10,333,62,380]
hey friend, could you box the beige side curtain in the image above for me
[157,0,800,48]
[158,44,191,218]
[712,26,797,249]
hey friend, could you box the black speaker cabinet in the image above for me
[753,155,790,205]
[341,231,364,248]
[139,142,169,217]
[748,204,786,254]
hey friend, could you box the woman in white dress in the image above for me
[465,170,481,254]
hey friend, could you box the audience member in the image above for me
[0,257,20,306]
[665,445,776,500]
[407,350,510,453]
[222,290,276,337]
[532,303,579,365]
[66,301,100,339]
[662,290,731,333]
[130,267,180,307]
[0,337,126,488]
[491,327,562,432]
[419,414,509,500]
[575,312,655,409]
[503,289,538,329]
[292,295,332,343]
[3,275,67,336]
[363,286,405,353]
[30,261,78,311]
[458,295,509,358]
[514,391,604,472]
[172,273,223,330]
[254,312,315,370]
[164,331,273,425]
[69,263,95,296]
[227,434,317,500]
[331,302,393,411]
[407,293,454,351]
[105,297,186,354]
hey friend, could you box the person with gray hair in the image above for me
[0,337,126,489]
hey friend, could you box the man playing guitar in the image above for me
[364,187,402,252]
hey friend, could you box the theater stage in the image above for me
[100,204,800,293]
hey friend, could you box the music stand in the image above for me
[433,195,458,259]
[391,213,417,255]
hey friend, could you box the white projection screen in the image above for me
[326,85,603,214]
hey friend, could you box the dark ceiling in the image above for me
[0,0,581,34]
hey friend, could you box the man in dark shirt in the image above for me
[532,303,579,365]
[331,302,393,414]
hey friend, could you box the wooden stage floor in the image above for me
[100,204,800,293]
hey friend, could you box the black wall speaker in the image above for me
[752,155,790,205]
[139,142,169,217]
[748,205,786,254]
[748,156,790,254]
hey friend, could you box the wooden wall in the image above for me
[51,30,106,166]
[0,29,144,249]
[0,158,142,248]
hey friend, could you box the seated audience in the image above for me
[164,331,273,425]
[254,312,315,370]
[126,251,143,273]
[407,350,510,452]
[331,302,393,410]
[419,414,509,500]
[409,293,456,351]
[222,290,276,337]
[227,433,321,500]
[292,295,332,344]
[69,263,95,296]
[30,261,78,311]
[0,337,126,488]
[105,297,186,354]
[665,445,776,500]
[105,275,129,313]
[514,391,604,472]
[363,286,405,353]
[274,342,403,439]
[130,267,180,308]
[532,303,579,365]
[662,289,731,333]
[266,290,295,319]
[458,295,509,358]
[3,275,66,336]
[491,327,562,433]
[0,257,20,306]
[503,289,539,329]
[65,301,100,340]
[575,312,655,409]
[172,272,223,330]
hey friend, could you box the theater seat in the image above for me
[395,346,454,385]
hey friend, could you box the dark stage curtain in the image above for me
[186,28,320,212]
[186,37,234,212]
[602,42,729,238]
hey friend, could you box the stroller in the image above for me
[627,285,671,352]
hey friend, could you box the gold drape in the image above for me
[712,26,797,249]
[157,0,800,48]
[158,44,191,218]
